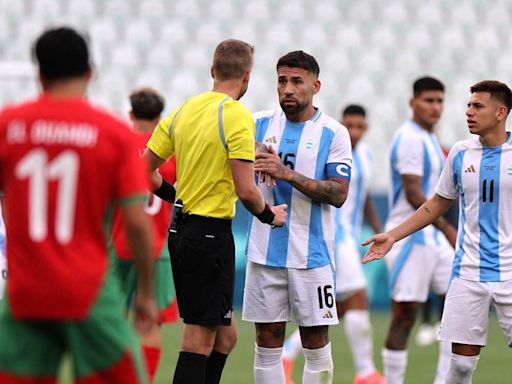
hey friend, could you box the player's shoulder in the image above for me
[356,141,373,159]
[253,109,278,122]
[448,137,480,157]
[317,111,349,138]
[0,97,39,122]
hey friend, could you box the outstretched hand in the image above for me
[361,232,396,263]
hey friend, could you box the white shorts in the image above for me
[439,277,512,347]
[335,237,366,299]
[385,235,453,302]
[242,261,339,327]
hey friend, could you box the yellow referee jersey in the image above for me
[147,91,255,219]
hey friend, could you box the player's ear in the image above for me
[313,79,321,95]
[210,66,215,79]
[497,105,508,122]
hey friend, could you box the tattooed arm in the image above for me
[254,147,348,207]
[362,194,455,263]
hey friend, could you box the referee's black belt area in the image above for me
[182,214,232,232]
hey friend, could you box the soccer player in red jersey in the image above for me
[110,88,178,382]
[0,27,157,383]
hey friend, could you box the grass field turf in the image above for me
[59,311,510,383]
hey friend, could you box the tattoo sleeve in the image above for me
[287,172,346,207]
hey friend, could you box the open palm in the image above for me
[361,233,396,263]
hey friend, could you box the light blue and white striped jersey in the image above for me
[246,108,352,269]
[335,142,373,243]
[387,120,445,245]
[435,134,512,282]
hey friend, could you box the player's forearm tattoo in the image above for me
[423,205,432,214]
[288,173,343,206]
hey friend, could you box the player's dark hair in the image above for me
[213,39,254,81]
[277,51,320,77]
[342,104,366,117]
[33,27,90,82]
[470,80,512,114]
[413,76,445,97]
[129,88,165,120]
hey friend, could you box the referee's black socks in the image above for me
[173,352,207,384]
[205,351,228,384]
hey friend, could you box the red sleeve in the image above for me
[159,155,177,185]
[115,131,149,204]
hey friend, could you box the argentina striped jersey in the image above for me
[386,120,445,245]
[435,134,512,282]
[335,142,373,243]
[246,108,352,269]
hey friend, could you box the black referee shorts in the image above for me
[168,215,234,326]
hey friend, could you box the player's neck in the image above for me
[412,117,434,132]
[133,121,157,134]
[212,80,243,100]
[43,78,88,99]
[479,126,508,147]
[286,106,316,123]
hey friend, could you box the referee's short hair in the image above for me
[413,76,445,97]
[277,51,320,78]
[33,27,90,82]
[212,39,254,81]
[130,88,165,120]
[470,80,512,114]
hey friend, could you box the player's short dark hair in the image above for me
[470,80,512,114]
[129,88,165,120]
[413,76,445,96]
[277,51,320,77]
[213,39,254,81]
[342,104,366,117]
[33,27,90,82]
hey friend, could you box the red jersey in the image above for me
[0,94,148,320]
[111,133,177,260]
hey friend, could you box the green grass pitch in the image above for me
[59,311,511,383]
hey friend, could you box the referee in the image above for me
[143,39,287,384]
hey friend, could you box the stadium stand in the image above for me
[1,0,511,189]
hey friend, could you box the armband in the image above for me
[256,203,275,225]
[153,178,176,203]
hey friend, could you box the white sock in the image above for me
[302,343,334,384]
[382,348,407,384]
[433,341,452,384]
[344,310,376,376]
[283,328,302,361]
[446,353,479,384]
[254,344,285,384]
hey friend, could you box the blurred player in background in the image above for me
[363,80,512,384]
[243,51,352,384]
[0,27,157,383]
[144,39,287,384]
[281,104,384,384]
[381,77,457,384]
[110,88,178,382]
[0,198,5,301]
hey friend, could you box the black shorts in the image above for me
[168,215,234,326]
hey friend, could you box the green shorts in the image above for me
[113,247,176,320]
[0,268,147,383]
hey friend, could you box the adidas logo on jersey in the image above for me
[322,310,334,319]
[465,165,476,173]
[265,136,277,144]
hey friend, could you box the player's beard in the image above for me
[280,100,308,117]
